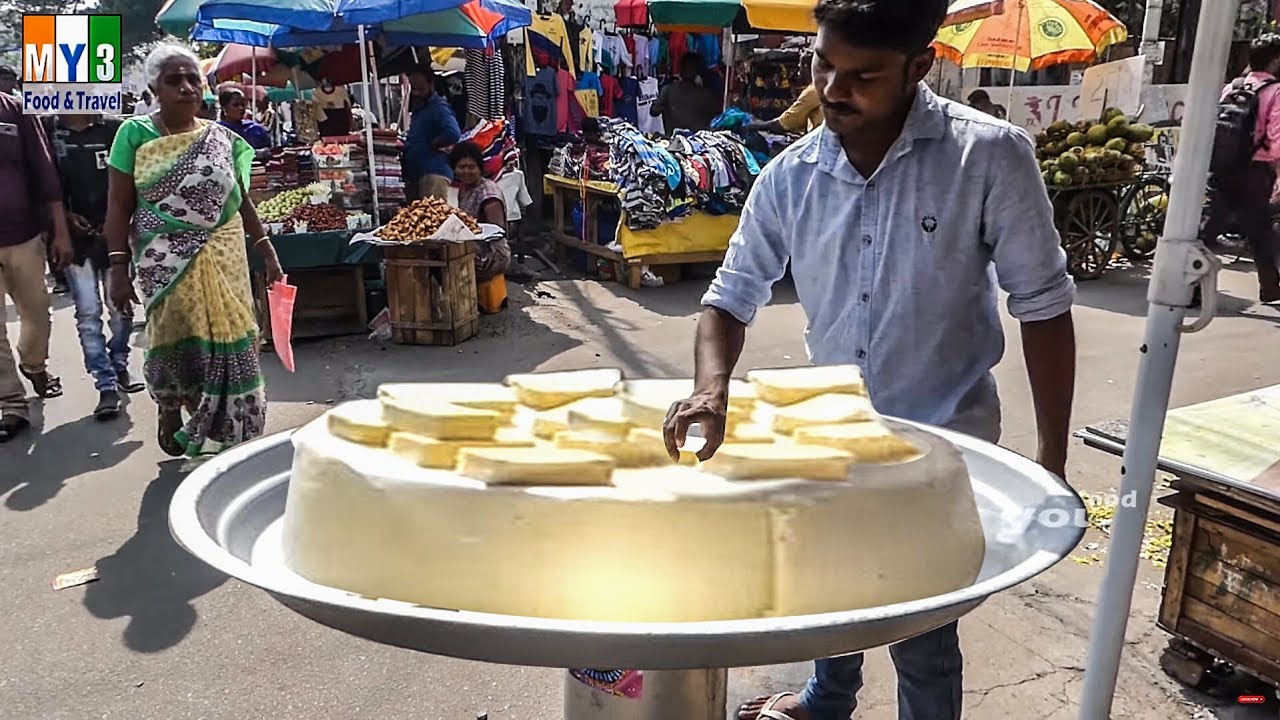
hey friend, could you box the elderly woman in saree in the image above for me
[104,44,284,459]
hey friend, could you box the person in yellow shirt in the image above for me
[745,57,823,134]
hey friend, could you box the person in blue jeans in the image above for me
[49,113,145,419]
[662,1,1077,719]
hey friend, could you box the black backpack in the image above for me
[1211,76,1279,173]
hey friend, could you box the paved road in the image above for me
[3,262,1278,719]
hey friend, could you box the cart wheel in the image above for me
[1160,638,1212,689]
[1119,177,1170,261]
[1061,190,1120,280]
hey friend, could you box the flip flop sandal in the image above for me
[157,411,186,457]
[0,415,31,443]
[739,692,800,720]
[19,369,63,398]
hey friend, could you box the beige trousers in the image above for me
[0,236,52,418]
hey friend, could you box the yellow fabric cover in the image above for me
[618,211,737,259]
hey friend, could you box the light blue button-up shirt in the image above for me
[702,84,1075,441]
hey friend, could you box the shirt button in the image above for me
[860,293,870,302]
[857,349,867,359]
[866,181,876,190]
[862,235,872,246]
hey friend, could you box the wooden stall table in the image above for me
[1076,387,1280,694]
[542,174,731,289]
[250,230,379,342]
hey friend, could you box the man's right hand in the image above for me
[663,387,729,462]
[108,265,137,313]
[67,212,92,235]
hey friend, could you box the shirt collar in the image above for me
[801,82,947,180]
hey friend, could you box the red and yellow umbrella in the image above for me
[933,0,1127,72]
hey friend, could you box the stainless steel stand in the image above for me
[564,669,727,720]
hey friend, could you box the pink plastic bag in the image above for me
[267,275,297,373]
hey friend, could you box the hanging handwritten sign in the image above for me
[1079,55,1145,122]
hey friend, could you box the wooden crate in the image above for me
[1157,490,1280,688]
[383,241,479,346]
[253,265,368,342]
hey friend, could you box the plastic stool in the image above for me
[478,275,508,314]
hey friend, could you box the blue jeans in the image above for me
[800,621,963,720]
[64,261,131,392]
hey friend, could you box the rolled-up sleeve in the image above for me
[700,166,789,325]
[983,126,1075,322]
[19,113,62,205]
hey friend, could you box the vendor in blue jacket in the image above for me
[403,64,461,201]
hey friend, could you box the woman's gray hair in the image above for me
[143,43,201,88]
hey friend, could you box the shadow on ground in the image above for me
[82,461,228,653]
[1073,262,1279,322]
[1,400,142,511]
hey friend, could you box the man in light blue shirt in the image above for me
[662,1,1077,719]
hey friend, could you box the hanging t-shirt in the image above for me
[525,13,576,76]
[464,48,506,122]
[556,68,575,133]
[694,34,721,67]
[618,75,640,125]
[574,89,599,118]
[577,72,603,97]
[622,34,636,59]
[651,36,667,74]
[596,33,631,74]
[636,77,663,135]
[578,27,594,74]
[523,67,559,136]
[631,35,650,76]
[599,74,622,117]
[667,33,688,66]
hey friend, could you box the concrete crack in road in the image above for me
[965,670,1055,710]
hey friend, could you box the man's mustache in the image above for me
[821,100,859,114]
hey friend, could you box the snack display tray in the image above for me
[169,420,1085,670]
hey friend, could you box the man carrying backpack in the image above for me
[1204,34,1280,304]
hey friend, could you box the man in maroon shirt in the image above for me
[0,92,73,442]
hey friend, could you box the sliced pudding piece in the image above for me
[726,423,777,444]
[554,429,692,467]
[770,393,877,435]
[327,400,392,446]
[380,397,502,441]
[747,364,867,406]
[379,382,518,419]
[793,421,923,463]
[699,443,854,482]
[458,446,617,486]
[389,429,537,469]
[566,397,634,438]
[503,368,623,410]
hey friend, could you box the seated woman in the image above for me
[218,88,273,160]
[449,141,511,283]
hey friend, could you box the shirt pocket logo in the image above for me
[921,214,939,234]
[0,122,17,137]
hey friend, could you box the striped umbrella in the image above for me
[933,0,1127,72]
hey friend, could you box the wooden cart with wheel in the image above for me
[1047,173,1171,281]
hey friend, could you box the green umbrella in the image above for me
[157,0,205,36]
[647,0,741,30]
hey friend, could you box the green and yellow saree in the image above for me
[109,117,266,457]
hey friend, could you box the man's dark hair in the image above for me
[813,0,949,54]
[0,65,16,79]
[1249,34,1280,73]
[407,63,436,81]
[680,53,703,70]
[448,140,486,170]
[967,89,991,104]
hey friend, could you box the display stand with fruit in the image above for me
[1035,108,1167,280]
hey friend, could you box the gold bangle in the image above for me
[253,236,272,246]
[108,251,129,259]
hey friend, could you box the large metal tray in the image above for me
[169,421,1085,670]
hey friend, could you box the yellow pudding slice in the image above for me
[326,400,391,446]
[727,423,778,443]
[380,397,502,440]
[747,365,867,406]
[389,430,537,469]
[554,429,691,467]
[699,443,854,481]
[770,393,877,434]
[458,446,616,486]
[793,421,923,463]
[379,382,518,418]
[503,368,622,410]
[566,397,634,437]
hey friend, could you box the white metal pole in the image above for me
[357,25,382,225]
[1140,0,1165,85]
[1077,0,1239,717]
[368,42,385,127]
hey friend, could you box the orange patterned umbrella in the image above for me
[933,0,1127,72]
